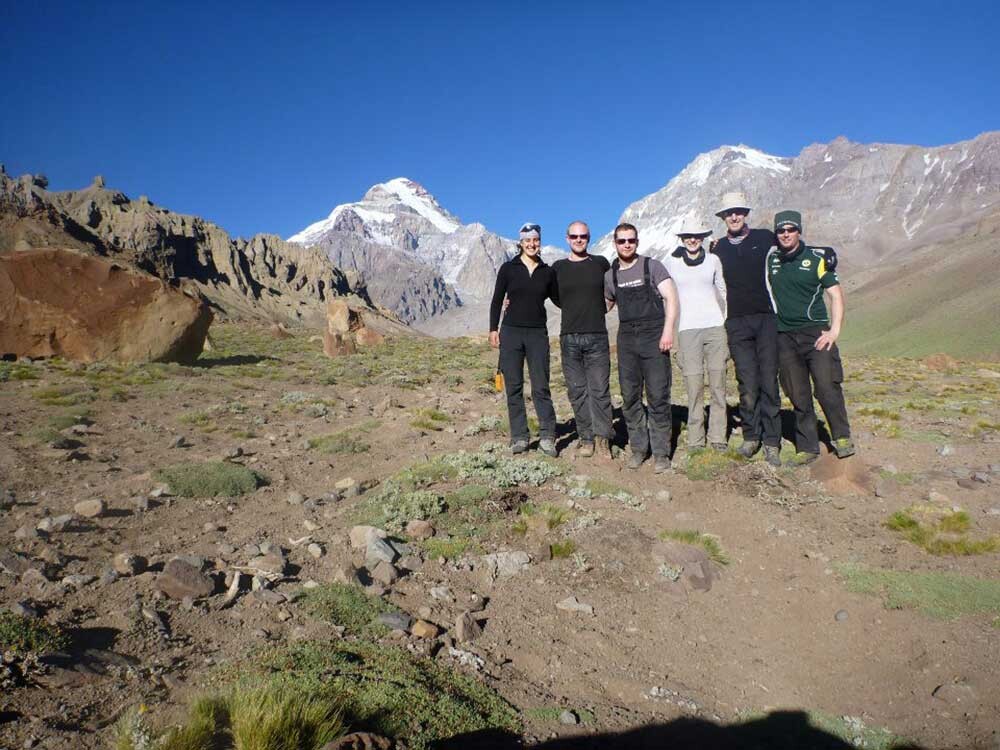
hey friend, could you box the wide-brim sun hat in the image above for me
[676,217,712,238]
[715,191,751,219]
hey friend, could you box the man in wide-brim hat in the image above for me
[711,192,782,466]
[665,216,729,452]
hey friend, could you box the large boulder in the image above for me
[0,248,212,364]
[322,299,385,357]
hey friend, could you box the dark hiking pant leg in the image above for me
[524,328,556,441]
[639,329,673,458]
[561,335,591,441]
[756,314,782,447]
[500,327,530,443]
[807,339,851,442]
[778,331,819,454]
[583,334,614,440]
[617,329,649,457]
[726,316,761,442]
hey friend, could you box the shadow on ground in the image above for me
[192,354,277,367]
[434,711,923,749]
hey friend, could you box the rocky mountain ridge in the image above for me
[0,170,386,328]
[288,178,516,322]
[592,131,1000,265]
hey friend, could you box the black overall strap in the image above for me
[612,258,619,290]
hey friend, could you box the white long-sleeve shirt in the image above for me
[664,250,727,332]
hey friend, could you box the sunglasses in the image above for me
[519,223,541,233]
[567,234,590,240]
[615,238,638,245]
[776,226,800,235]
[724,210,748,218]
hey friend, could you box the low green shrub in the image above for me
[156,462,264,498]
[0,612,68,655]
[303,583,397,636]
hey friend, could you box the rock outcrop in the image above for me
[0,248,212,363]
[0,172,392,329]
[322,299,388,357]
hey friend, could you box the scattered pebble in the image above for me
[835,609,849,622]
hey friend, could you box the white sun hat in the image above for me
[676,217,713,238]
[715,191,751,218]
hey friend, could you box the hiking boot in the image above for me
[538,438,558,458]
[576,440,595,458]
[710,442,728,452]
[627,450,648,470]
[654,456,672,474]
[594,436,614,461]
[737,439,761,458]
[763,445,782,468]
[791,451,820,467]
[834,437,856,459]
[510,440,529,455]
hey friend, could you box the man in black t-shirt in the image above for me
[552,221,613,460]
[711,192,782,467]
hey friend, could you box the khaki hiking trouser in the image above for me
[677,325,728,448]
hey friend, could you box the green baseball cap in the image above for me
[774,210,803,232]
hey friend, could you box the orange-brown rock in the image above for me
[923,353,959,372]
[322,298,385,357]
[0,248,212,364]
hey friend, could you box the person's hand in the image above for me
[815,329,838,351]
[659,332,673,352]
[489,331,500,349]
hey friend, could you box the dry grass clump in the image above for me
[659,529,730,565]
[886,506,999,556]
[156,462,265,498]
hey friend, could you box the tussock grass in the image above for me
[303,583,397,636]
[550,540,578,559]
[837,563,1000,620]
[525,706,595,724]
[251,640,520,749]
[307,430,370,455]
[410,408,452,431]
[156,461,265,498]
[422,537,474,560]
[684,448,742,481]
[659,529,730,565]
[886,506,999,556]
[512,502,571,536]
[0,612,68,655]
[0,363,39,381]
[32,385,95,407]
[857,406,901,420]
[113,686,344,750]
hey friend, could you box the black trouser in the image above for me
[560,333,613,443]
[777,327,851,455]
[499,325,556,444]
[617,321,672,458]
[725,312,781,447]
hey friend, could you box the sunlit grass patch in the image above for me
[512,502,571,536]
[857,406,901,420]
[684,447,742,481]
[303,583,398,637]
[307,430,370,455]
[0,612,68,655]
[837,563,1000,620]
[411,408,452,431]
[886,505,999,556]
[32,385,95,407]
[422,537,475,560]
[525,706,595,724]
[550,539,578,559]
[0,362,39,381]
[659,529,730,565]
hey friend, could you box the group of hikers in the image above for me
[488,192,856,472]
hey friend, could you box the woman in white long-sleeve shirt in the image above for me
[664,218,729,451]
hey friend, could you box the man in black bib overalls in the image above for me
[604,223,680,473]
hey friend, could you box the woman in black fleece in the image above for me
[489,222,559,455]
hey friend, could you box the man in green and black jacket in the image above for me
[766,210,855,465]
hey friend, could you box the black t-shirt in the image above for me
[552,254,611,335]
[489,257,559,330]
[711,228,776,318]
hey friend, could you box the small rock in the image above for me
[480,550,531,580]
[157,557,215,600]
[937,444,955,457]
[973,472,991,484]
[834,609,849,622]
[225,446,244,459]
[559,710,579,725]
[286,491,305,505]
[303,520,321,532]
[928,490,951,505]
[36,514,74,534]
[556,595,594,616]
[411,620,440,639]
[132,496,151,513]
[406,519,436,540]
[334,563,362,586]
[62,574,97,589]
[336,477,361,498]
[203,521,221,533]
[9,601,38,618]
[307,543,325,559]
[371,561,400,586]
[252,589,287,606]
[377,612,412,632]
[100,568,119,585]
[252,628,270,640]
[455,610,483,642]
[48,436,83,450]
[430,585,453,601]
[468,593,488,612]
[247,552,288,576]
[349,525,387,550]
[956,479,979,490]
[113,553,147,576]
[322,732,394,750]
[14,525,37,540]
[397,555,423,572]
[366,536,399,565]
[21,568,49,588]
[170,435,190,449]
[73,499,106,518]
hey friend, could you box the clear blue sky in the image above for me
[2,0,996,243]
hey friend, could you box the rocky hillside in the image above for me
[0,170,381,328]
[592,131,1000,265]
[288,178,515,322]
